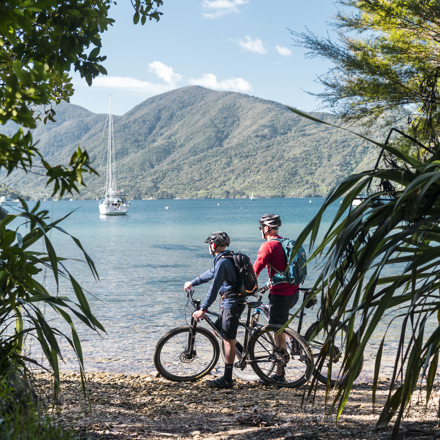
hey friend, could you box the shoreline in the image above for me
[22,196,329,202]
[37,371,440,439]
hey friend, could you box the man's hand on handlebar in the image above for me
[184,282,192,292]
[192,310,205,322]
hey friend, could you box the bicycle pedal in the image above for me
[236,356,248,370]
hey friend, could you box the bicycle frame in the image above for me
[185,290,263,365]
[296,288,315,334]
[252,287,315,335]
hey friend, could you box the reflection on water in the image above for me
[19,198,437,381]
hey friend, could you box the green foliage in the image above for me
[0,371,74,440]
[131,0,164,24]
[0,0,164,198]
[291,3,440,434]
[288,108,440,436]
[0,0,165,395]
[0,87,378,200]
[292,0,440,146]
[0,0,111,195]
[0,202,102,393]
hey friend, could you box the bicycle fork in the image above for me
[185,317,198,360]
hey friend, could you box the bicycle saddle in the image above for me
[241,301,263,308]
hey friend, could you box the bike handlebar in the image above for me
[255,285,269,294]
[186,286,314,307]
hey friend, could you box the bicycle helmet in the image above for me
[259,214,282,229]
[204,231,230,247]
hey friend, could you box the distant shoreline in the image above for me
[26,195,329,202]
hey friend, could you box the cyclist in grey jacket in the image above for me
[184,231,245,389]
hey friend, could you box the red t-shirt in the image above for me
[253,236,299,296]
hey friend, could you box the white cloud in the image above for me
[90,62,183,95]
[92,76,172,95]
[148,61,183,88]
[90,62,252,97]
[238,36,267,54]
[189,73,252,93]
[202,0,249,19]
[275,45,292,57]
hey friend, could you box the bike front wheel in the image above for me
[249,325,313,388]
[154,326,220,381]
[305,320,364,387]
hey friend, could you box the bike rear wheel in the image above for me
[249,324,313,388]
[154,326,220,381]
[305,320,364,387]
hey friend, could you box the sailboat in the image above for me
[99,96,130,216]
[250,193,255,201]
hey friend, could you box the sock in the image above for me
[235,341,243,353]
[224,363,233,382]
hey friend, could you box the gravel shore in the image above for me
[36,372,440,439]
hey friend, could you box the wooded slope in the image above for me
[1,86,377,199]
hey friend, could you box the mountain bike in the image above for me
[226,287,364,387]
[153,289,313,388]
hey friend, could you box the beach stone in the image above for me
[241,401,254,407]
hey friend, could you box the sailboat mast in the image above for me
[106,95,116,193]
[99,95,129,215]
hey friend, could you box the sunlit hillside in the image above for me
[0,86,377,199]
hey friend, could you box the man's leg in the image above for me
[223,338,235,382]
[223,338,236,364]
[268,293,298,378]
[206,304,243,388]
[274,333,287,376]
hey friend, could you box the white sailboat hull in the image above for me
[99,201,129,215]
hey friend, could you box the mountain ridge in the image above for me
[0,86,377,199]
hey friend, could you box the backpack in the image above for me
[222,251,258,296]
[269,238,307,286]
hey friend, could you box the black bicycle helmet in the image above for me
[204,231,230,247]
[259,213,282,229]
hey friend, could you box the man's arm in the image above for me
[191,267,215,286]
[253,242,271,276]
[200,261,227,311]
[185,267,215,291]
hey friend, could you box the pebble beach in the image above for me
[37,372,440,439]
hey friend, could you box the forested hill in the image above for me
[1,86,378,199]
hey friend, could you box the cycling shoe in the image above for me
[206,376,234,389]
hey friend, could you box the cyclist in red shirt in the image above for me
[253,213,299,384]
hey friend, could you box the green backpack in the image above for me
[269,238,307,286]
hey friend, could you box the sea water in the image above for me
[16,198,436,380]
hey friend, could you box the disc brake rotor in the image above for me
[180,350,196,363]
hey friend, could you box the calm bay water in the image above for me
[19,198,436,380]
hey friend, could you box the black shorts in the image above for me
[268,293,298,325]
[214,304,245,340]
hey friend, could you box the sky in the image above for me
[70,0,340,116]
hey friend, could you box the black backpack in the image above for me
[222,251,258,296]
